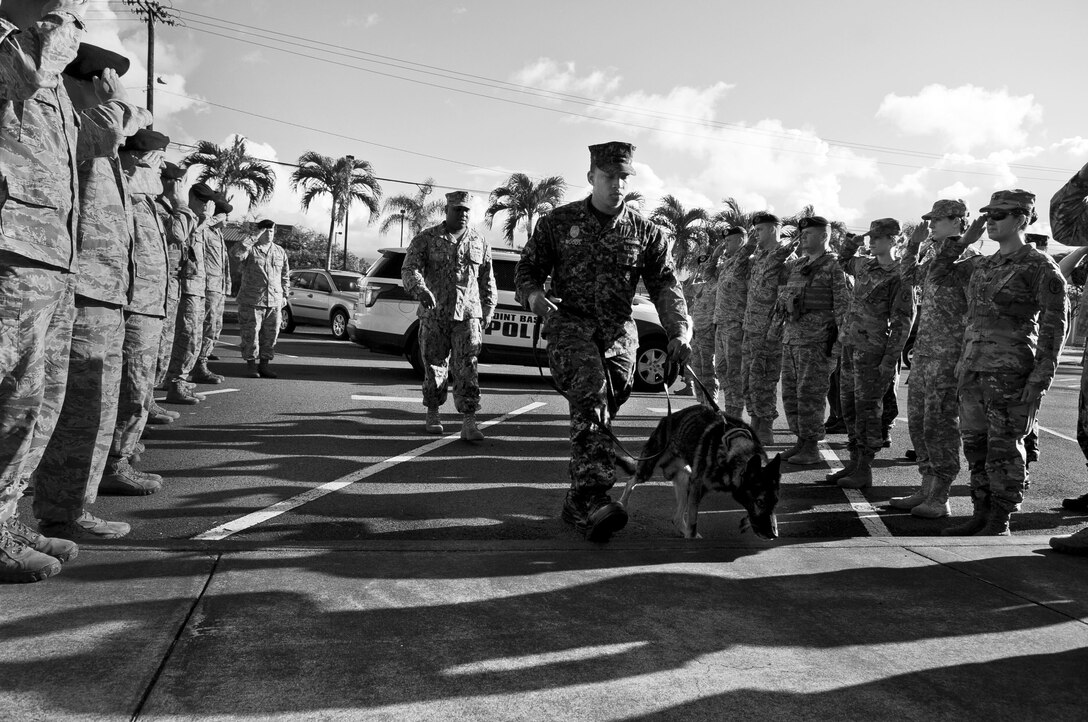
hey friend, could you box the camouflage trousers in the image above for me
[238,304,282,362]
[781,344,831,441]
[420,316,482,414]
[689,324,719,405]
[33,298,125,523]
[743,334,784,421]
[840,348,891,455]
[111,312,164,461]
[959,370,1039,512]
[0,256,75,525]
[155,279,179,387]
[1079,343,1088,462]
[713,322,745,412]
[167,293,205,380]
[200,290,225,361]
[545,317,637,494]
[907,354,961,484]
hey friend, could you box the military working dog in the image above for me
[619,405,781,539]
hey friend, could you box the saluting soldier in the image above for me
[402,191,497,441]
[233,219,290,377]
[515,142,691,543]
[713,225,756,418]
[191,193,232,384]
[687,242,723,405]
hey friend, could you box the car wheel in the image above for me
[330,309,349,340]
[281,306,296,333]
[405,331,425,377]
[634,338,668,392]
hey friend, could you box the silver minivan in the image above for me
[282,268,364,340]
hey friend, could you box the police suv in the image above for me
[347,247,674,391]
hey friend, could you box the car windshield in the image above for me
[331,274,362,292]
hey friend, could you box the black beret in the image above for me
[121,128,170,152]
[797,215,830,230]
[189,182,217,202]
[213,193,233,215]
[63,43,130,81]
[160,161,185,181]
[256,219,276,229]
[722,226,745,238]
[750,211,780,226]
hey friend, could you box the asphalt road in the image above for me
[27,321,1088,545]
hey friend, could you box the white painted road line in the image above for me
[218,340,299,359]
[818,442,892,537]
[196,388,240,396]
[352,395,424,403]
[1039,424,1078,444]
[191,401,547,541]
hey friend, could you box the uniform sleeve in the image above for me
[837,235,862,274]
[0,12,83,101]
[1050,172,1088,247]
[478,242,497,320]
[400,232,430,300]
[1029,262,1069,392]
[281,248,290,297]
[928,236,973,287]
[232,236,256,261]
[514,215,556,310]
[79,99,153,157]
[829,262,851,332]
[883,276,913,363]
[712,264,728,325]
[642,225,691,343]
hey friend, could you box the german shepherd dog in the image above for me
[618,405,781,539]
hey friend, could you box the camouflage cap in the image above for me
[867,217,901,238]
[750,211,780,226]
[256,219,276,229]
[921,198,968,220]
[160,161,185,181]
[213,193,233,215]
[189,181,217,202]
[444,190,473,209]
[797,215,830,230]
[63,43,130,81]
[121,128,170,153]
[980,189,1035,214]
[588,141,637,175]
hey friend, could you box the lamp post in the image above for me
[399,209,407,248]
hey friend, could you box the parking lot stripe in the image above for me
[1038,424,1078,444]
[351,395,424,403]
[819,442,893,537]
[190,401,548,541]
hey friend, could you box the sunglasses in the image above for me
[984,210,1021,222]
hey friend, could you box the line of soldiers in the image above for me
[0,3,288,584]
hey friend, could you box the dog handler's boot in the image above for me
[942,489,991,536]
[584,494,628,543]
[425,407,443,434]
[826,444,858,483]
[461,413,484,442]
[258,361,277,379]
[890,475,932,510]
[788,439,823,466]
[246,360,261,379]
[838,452,873,489]
[911,476,952,518]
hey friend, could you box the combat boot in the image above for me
[889,475,932,510]
[4,511,77,563]
[39,511,131,541]
[780,439,804,461]
[147,400,179,424]
[425,407,443,434]
[461,413,484,442]
[788,439,823,466]
[1050,526,1088,555]
[750,416,774,446]
[258,361,277,378]
[976,503,1012,536]
[941,489,991,536]
[165,379,200,405]
[0,527,61,583]
[99,458,162,496]
[1062,492,1088,513]
[584,494,628,543]
[911,477,952,518]
[246,360,261,378]
[838,452,873,489]
[561,489,589,529]
[179,380,206,401]
[190,360,224,384]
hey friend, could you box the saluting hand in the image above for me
[962,215,987,246]
[44,0,90,18]
[908,220,929,248]
[94,68,127,103]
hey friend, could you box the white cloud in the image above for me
[512,59,623,98]
[876,84,1043,154]
[1053,136,1088,159]
[935,181,977,200]
[345,13,380,28]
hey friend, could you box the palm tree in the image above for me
[712,196,756,233]
[182,135,276,211]
[649,195,710,274]
[623,191,646,212]
[484,173,566,248]
[290,152,383,269]
[378,179,445,244]
[781,204,848,246]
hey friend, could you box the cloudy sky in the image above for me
[83,0,1087,261]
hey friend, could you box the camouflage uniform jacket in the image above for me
[931,238,1068,390]
[744,241,796,342]
[1050,171,1088,247]
[777,251,851,347]
[74,99,151,305]
[203,220,231,295]
[402,222,496,322]
[126,193,168,316]
[515,197,691,347]
[836,237,913,360]
[155,198,197,299]
[233,239,289,308]
[713,240,756,326]
[901,235,979,365]
[0,11,82,271]
[180,219,211,298]
[690,271,718,331]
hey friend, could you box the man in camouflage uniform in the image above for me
[1048,159,1088,554]
[33,44,151,541]
[893,199,979,518]
[742,212,796,445]
[402,191,496,441]
[931,190,1067,536]
[688,243,723,405]
[515,142,691,542]
[233,219,289,377]
[829,219,913,490]
[191,193,232,384]
[0,0,86,583]
[713,225,756,418]
[99,128,171,496]
[776,216,851,465]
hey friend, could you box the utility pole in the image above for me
[122,1,180,125]
[399,209,407,248]
[343,155,354,270]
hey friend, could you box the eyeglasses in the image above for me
[984,211,1020,222]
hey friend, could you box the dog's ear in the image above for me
[765,453,782,478]
[745,454,761,477]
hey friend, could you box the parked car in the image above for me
[347,247,674,391]
[282,268,363,340]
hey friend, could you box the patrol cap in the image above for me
[63,43,130,81]
[921,198,968,220]
[797,215,830,230]
[445,190,473,209]
[121,128,169,153]
[867,217,901,238]
[750,211,780,226]
[189,181,217,202]
[256,219,276,229]
[160,161,185,181]
[722,226,745,238]
[213,193,233,215]
[588,141,637,175]
[980,189,1035,214]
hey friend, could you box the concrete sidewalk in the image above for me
[3,537,1087,721]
